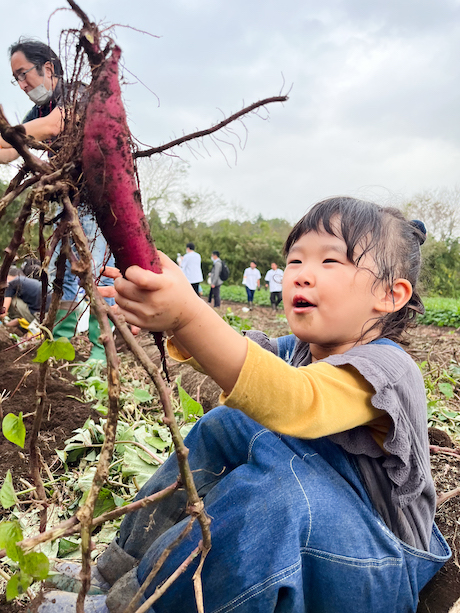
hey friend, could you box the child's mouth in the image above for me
[292,295,316,311]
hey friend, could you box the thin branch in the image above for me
[0,193,34,314]
[0,106,52,174]
[0,482,180,560]
[133,544,202,613]
[437,486,460,507]
[125,518,195,613]
[60,190,121,613]
[28,245,67,533]
[430,444,460,458]
[0,175,40,222]
[133,95,288,159]
[108,309,212,545]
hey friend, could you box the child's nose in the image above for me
[295,265,314,286]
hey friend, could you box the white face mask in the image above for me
[26,82,53,105]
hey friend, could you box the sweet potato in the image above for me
[82,45,161,276]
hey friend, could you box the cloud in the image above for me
[1,0,460,220]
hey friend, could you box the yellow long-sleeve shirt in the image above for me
[168,337,391,447]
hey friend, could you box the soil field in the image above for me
[0,301,459,612]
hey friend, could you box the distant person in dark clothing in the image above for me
[208,251,223,307]
[1,266,51,326]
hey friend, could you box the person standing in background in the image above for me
[180,243,203,295]
[208,250,223,307]
[242,260,261,310]
[265,262,284,312]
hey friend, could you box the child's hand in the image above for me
[104,253,204,333]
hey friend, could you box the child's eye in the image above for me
[323,258,339,264]
[287,259,302,265]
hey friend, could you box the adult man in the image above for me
[264,262,284,311]
[208,250,223,307]
[0,38,114,361]
[1,266,51,326]
[242,260,261,310]
[180,242,203,294]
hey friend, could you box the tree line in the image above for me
[1,178,460,297]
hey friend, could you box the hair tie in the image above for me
[410,219,427,245]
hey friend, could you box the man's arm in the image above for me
[0,106,64,149]
[0,148,20,163]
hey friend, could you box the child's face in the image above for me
[283,228,385,360]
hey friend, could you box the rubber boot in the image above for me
[88,313,107,362]
[53,307,79,340]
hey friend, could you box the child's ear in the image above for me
[375,278,413,313]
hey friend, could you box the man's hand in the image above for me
[0,148,19,164]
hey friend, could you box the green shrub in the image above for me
[418,297,460,327]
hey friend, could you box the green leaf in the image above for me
[32,339,54,363]
[122,446,158,487]
[144,436,169,451]
[93,488,117,518]
[55,449,67,464]
[177,383,203,421]
[53,337,76,361]
[58,537,80,557]
[77,467,97,492]
[2,412,26,448]
[79,488,116,518]
[0,521,24,562]
[179,423,196,439]
[33,338,75,363]
[6,571,31,601]
[443,410,459,419]
[133,389,153,404]
[439,382,454,399]
[22,551,49,580]
[0,470,18,509]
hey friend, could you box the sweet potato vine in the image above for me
[0,2,288,611]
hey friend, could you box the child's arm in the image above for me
[109,256,248,394]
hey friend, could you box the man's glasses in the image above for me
[11,65,36,85]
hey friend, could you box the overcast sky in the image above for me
[1,0,459,223]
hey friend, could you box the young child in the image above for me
[37,197,450,613]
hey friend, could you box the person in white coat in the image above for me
[242,260,261,310]
[180,243,204,294]
[265,263,284,311]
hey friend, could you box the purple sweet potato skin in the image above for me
[82,45,161,275]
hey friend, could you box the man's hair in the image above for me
[212,250,220,257]
[186,242,195,251]
[8,266,21,278]
[21,257,41,280]
[9,38,63,77]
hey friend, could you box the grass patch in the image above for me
[419,297,460,328]
[202,283,277,307]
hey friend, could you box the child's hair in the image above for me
[283,197,426,343]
